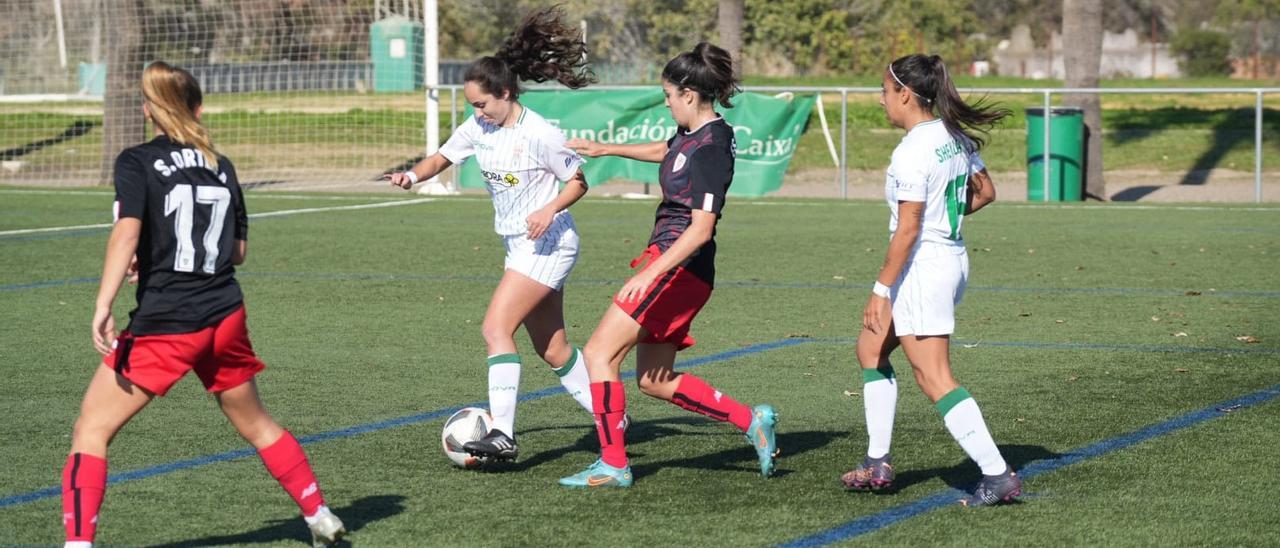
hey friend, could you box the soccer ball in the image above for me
[441,407,493,469]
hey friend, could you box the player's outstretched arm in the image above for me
[965,169,996,215]
[387,152,454,189]
[92,218,141,355]
[567,139,668,163]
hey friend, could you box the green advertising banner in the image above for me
[457,89,816,197]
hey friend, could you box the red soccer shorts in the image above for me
[613,245,713,350]
[101,305,266,396]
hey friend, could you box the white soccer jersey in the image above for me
[440,106,585,237]
[884,119,986,246]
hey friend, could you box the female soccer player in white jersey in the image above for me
[840,54,1020,506]
[386,7,600,461]
[63,62,344,547]
[556,43,778,488]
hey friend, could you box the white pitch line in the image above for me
[0,198,435,236]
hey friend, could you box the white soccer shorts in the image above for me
[502,215,579,291]
[891,243,969,337]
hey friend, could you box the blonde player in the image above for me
[386,6,601,461]
[841,54,1020,506]
[66,62,344,547]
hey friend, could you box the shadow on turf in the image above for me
[1106,106,1280,202]
[149,494,405,547]
[484,417,843,479]
[854,444,1056,495]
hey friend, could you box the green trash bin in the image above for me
[1026,106,1084,201]
[78,62,105,96]
[370,16,423,92]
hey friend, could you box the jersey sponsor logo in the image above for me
[672,152,687,173]
[481,170,521,187]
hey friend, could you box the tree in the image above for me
[1170,28,1234,76]
[1062,0,1105,200]
[100,0,148,185]
[718,0,744,78]
[1215,0,1280,79]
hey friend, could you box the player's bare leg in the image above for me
[63,365,154,547]
[844,313,902,491]
[218,380,345,544]
[522,289,603,424]
[899,335,1018,506]
[467,270,557,460]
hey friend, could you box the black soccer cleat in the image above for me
[463,429,519,461]
[960,469,1022,507]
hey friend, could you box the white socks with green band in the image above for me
[937,387,1008,476]
[487,353,521,437]
[553,347,594,414]
[862,365,898,459]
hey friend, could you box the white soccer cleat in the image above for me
[305,506,346,547]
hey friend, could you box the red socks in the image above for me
[257,431,325,516]
[60,433,323,543]
[671,374,753,431]
[62,453,107,543]
[591,382,629,468]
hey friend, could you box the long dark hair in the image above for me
[661,42,740,108]
[463,6,595,100]
[888,54,1010,151]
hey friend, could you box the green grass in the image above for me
[1,189,1278,545]
[4,95,1279,182]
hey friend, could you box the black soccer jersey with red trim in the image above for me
[112,136,248,335]
[648,116,735,286]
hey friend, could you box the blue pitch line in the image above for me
[779,383,1280,547]
[0,338,814,510]
[4,270,1278,299]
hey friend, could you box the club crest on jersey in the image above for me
[672,152,687,173]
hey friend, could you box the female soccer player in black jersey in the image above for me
[62,62,344,547]
[557,43,778,488]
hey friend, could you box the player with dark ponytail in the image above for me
[386,6,603,463]
[842,53,1019,506]
[558,42,778,489]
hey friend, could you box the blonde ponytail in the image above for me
[141,62,219,171]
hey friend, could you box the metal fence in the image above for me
[436,84,1277,203]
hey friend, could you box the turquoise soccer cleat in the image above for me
[746,404,779,477]
[558,459,633,488]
